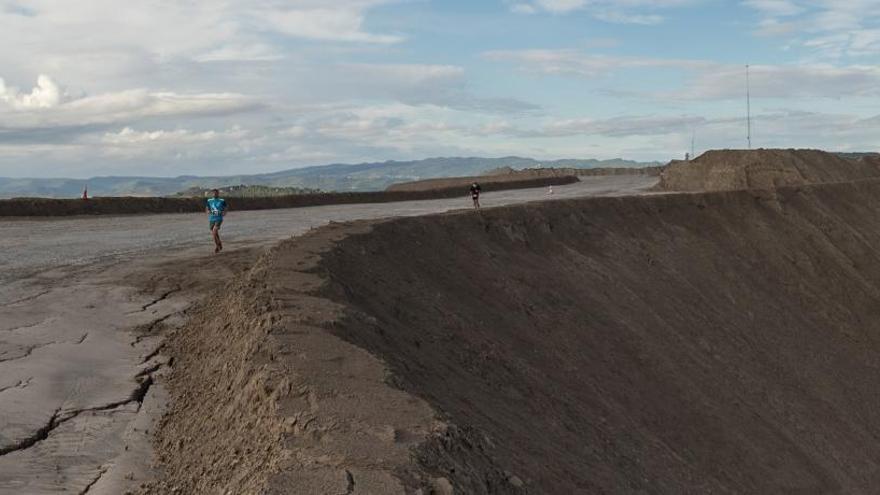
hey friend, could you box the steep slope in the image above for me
[314,179,880,493]
[660,149,880,191]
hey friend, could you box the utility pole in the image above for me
[691,130,696,159]
[746,64,752,150]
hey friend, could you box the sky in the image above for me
[1,0,879,178]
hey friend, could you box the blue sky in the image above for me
[1,0,879,178]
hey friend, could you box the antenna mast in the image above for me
[746,64,752,150]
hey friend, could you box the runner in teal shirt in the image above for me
[205,189,228,253]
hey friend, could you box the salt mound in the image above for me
[660,149,880,191]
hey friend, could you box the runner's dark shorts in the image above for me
[209,219,223,230]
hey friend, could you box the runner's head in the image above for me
[211,188,220,198]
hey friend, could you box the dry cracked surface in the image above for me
[0,270,184,494]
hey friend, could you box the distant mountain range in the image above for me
[0,156,661,198]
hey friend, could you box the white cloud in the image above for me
[742,0,880,58]
[255,6,403,44]
[0,75,258,130]
[194,44,285,63]
[510,3,538,14]
[532,0,588,13]
[102,126,248,146]
[535,115,709,137]
[313,63,539,113]
[508,0,695,24]
[485,49,880,100]
[742,0,802,17]
[0,0,404,90]
[483,49,712,77]
[593,11,664,25]
[0,74,64,109]
[681,63,880,99]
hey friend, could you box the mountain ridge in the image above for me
[0,156,659,198]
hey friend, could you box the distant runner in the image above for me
[205,189,228,253]
[470,182,482,209]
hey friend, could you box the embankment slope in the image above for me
[317,179,880,493]
[660,149,880,191]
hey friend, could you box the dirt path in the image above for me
[0,176,657,494]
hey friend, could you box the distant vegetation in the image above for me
[175,184,321,198]
[835,152,880,160]
[0,156,661,198]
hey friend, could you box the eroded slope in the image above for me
[316,179,880,493]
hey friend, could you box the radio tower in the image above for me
[746,64,752,150]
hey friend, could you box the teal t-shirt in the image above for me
[206,197,227,222]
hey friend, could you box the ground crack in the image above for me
[78,465,109,495]
[0,340,57,363]
[133,286,181,313]
[0,407,61,456]
[0,290,50,308]
[0,376,33,395]
[341,470,355,495]
[139,343,165,365]
[2,318,52,333]
[131,313,175,346]
[0,372,157,456]
[0,334,90,363]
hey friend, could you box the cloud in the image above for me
[0,75,259,131]
[255,6,403,44]
[508,0,695,24]
[0,74,64,109]
[742,1,880,58]
[193,44,285,63]
[533,115,709,137]
[681,63,880,99]
[742,0,803,16]
[486,49,880,100]
[102,126,248,146]
[0,0,404,90]
[483,49,713,77]
[316,63,540,114]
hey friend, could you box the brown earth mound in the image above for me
[659,148,880,191]
[0,176,578,217]
[387,167,661,192]
[146,178,880,494]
